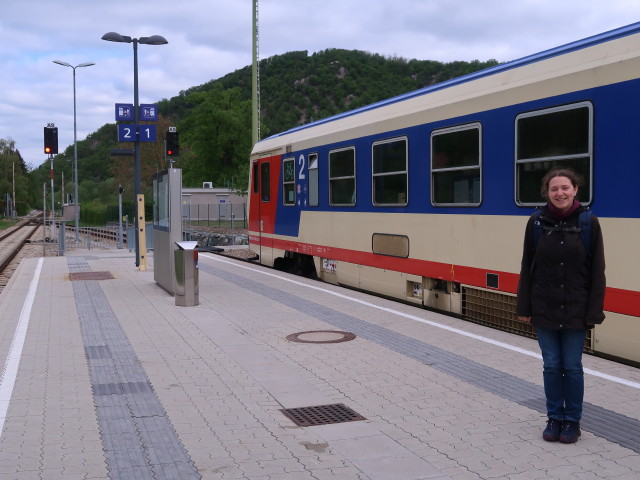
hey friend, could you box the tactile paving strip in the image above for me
[201,262,640,455]
[68,257,200,480]
[281,403,366,427]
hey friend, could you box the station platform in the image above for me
[0,249,639,480]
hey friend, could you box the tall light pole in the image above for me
[52,60,95,243]
[252,0,261,145]
[101,32,168,268]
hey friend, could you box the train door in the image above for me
[249,157,276,264]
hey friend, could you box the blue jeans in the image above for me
[536,327,587,423]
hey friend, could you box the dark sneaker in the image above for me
[543,419,562,442]
[559,421,581,443]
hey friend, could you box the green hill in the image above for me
[22,49,498,221]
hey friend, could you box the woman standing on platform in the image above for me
[516,168,606,444]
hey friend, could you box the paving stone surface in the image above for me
[0,250,639,479]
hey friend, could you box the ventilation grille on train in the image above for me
[461,287,592,350]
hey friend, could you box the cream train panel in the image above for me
[598,218,640,291]
[593,312,640,364]
[297,211,527,274]
[254,34,640,156]
[358,267,418,302]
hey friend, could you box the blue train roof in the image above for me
[259,21,640,143]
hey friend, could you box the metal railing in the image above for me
[181,203,247,229]
[43,221,129,255]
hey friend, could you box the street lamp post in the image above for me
[52,60,95,243]
[101,32,168,268]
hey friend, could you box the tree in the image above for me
[0,138,33,215]
[179,86,252,191]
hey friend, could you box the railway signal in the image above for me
[166,128,179,156]
[44,125,58,155]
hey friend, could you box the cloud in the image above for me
[2,0,640,167]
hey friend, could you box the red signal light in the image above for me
[166,129,179,157]
[43,126,58,154]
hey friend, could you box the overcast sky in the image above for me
[2,0,640,169]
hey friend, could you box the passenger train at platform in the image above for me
[248,23,640,365]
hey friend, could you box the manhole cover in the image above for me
[281,403,366,427]
[69,271,114,281]
[286,330,356,344]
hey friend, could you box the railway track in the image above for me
[0,214,44,293]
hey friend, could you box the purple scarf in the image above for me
[547,199,581,220]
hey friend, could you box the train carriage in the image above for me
[248,22,640,365]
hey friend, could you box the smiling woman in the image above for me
[517,167,606,444]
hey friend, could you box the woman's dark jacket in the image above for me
[516,205,606,329]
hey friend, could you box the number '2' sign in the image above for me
[117,124,157,143]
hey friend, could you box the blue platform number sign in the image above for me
[118,124,135,142]
[138,125,156,142]
[115,103,133,121]
[140,104,158,121]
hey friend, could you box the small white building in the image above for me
[181,184,247,223]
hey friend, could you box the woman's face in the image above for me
[548,176,578,212]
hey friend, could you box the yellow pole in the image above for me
[137,194,147,271]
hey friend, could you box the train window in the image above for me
[431,123,481,206]
[309,153,319,207]
[329,147,356,206]
[516,102,593,205]
[372,137,408,206]
[261,162,270,202]
[252,163,259,194]
[282,157,296,206]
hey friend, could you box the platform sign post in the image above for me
[114,102,158,268]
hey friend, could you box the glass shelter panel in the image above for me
[153,173,170,228]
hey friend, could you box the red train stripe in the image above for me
[251,236,639,318]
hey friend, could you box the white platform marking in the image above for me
[0,258,43,437]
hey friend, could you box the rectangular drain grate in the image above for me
[69,271,114,281]
[281,403,366,427]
